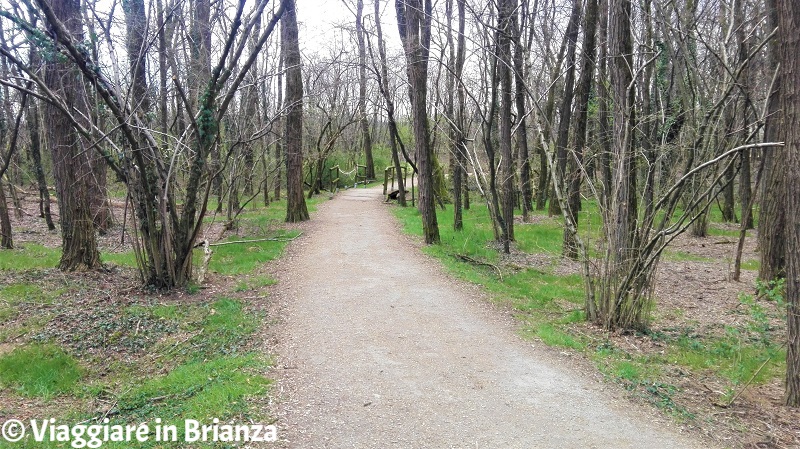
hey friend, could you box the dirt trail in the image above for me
[270,187,711,448]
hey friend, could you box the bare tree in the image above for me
[564,0,597,259]
[283,0,308,222]
[368,0,408,206]
[396,0,439,244]
[355,0,375,180]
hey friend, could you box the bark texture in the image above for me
[283,0,309,222]
[42,0,100,271]
[780,0,800,407]
[396,0,439,244]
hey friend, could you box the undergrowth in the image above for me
[0,195,308,448]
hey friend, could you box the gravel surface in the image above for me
[268,187,712,448]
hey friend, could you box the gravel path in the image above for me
[270,187,711,448]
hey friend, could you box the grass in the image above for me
[0,282,62,305]
[0,192,325,448]
[530,323,585,350]
[102,251,139,268]
[202,233,297,275]
[0,344,82,398]
[235,275,276,292]
[0,304,17,323]
[117,354,271,423]
[0,244,61,270]
[671,331,784,386]
[0,296,272,448]
[663,251,714,263]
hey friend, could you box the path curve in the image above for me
[269,186,711,448]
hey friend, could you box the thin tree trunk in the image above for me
[759,0,785,281]
[597,0,613,208]
[274,41,284,202]
[565,0,597,260]
[373,0,406,206]
[356,0,375,180]
[396,0,439,244]
[498,0,516,251]
[283,0,309,222]
[549,0,581,217]
[22,7,55,232]
[0,181,10,249]
[26,98,55,231]
[514,0,532,222]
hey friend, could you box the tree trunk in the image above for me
[498,0,516,252]
[0,180,10,249]
[721,160,736,222]
[283,0,309,222]
[601,0,639,329]
[373,0,406,206]
[356,0,375,180]
[565,0,597,260]
[549,0,581,217]
[779,0,800,408]
[733,0,754,231]
[43,0,100,271]
[396,0,439,244]
[26,99,55,231]
[514,0,532,222]
[24,9,55,231]
[445,0,460,228]
[758,0,785,281]
[596,0,613,208]
[274,41,284,202]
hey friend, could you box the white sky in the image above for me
[296,0,400,53]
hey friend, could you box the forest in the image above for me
[0,0,798,447]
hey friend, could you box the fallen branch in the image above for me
[193,233,303,248]
[715,342,786,408]
[455,253,503,281]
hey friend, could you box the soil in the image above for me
[265,186,717,448]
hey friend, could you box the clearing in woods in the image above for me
[268,186,713,448]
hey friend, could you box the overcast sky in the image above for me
[296,0,400,53]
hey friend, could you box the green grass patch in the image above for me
[0,304,18,323]
[0,244,61,270]
[0,282,63,305]
[102,251,139,268]
[532,323,585,350]
[670,332,784,385]
[740,259,760,271]
[117,354,271,422]
[234,275,276,292]
[663,251,714,263]
[707,227,746,238]
[201,234,296,275]
[0,344,82,398]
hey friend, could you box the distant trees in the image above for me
[0,0,290,287]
